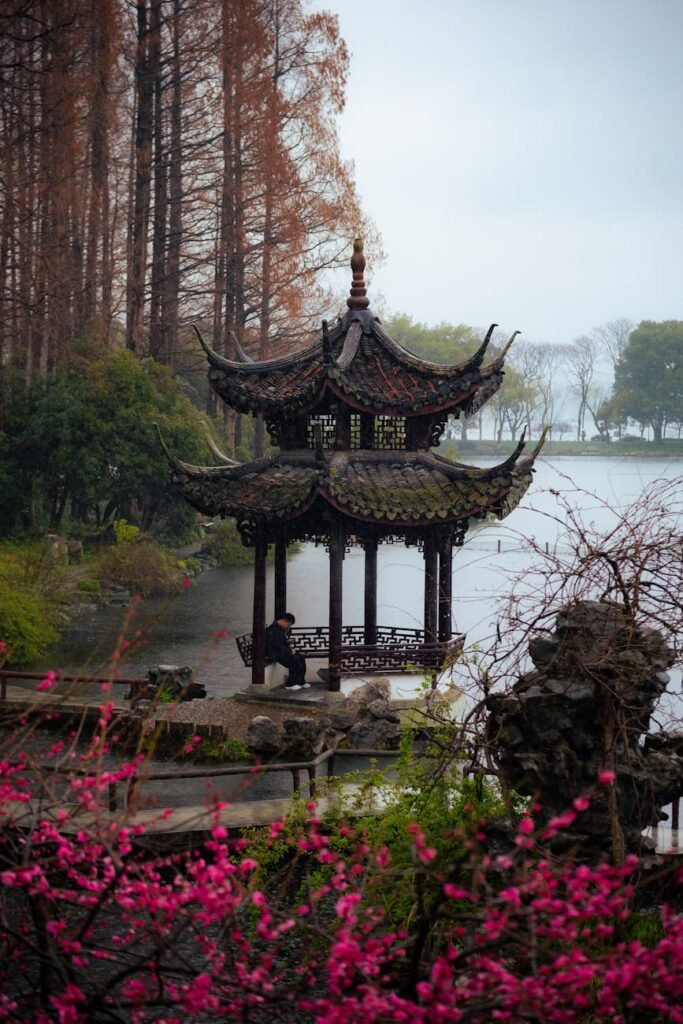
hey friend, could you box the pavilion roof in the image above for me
[199,240,518,419]
[166,433,545,531]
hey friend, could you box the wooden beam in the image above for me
[335,404,351,449]
[364,539,378,644]
[328,520,344,691]
[360,412,374,449]
[251,536,268,686]
[423,537,438,645]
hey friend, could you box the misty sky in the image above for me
[320,0,683,344]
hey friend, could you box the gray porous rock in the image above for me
[487,601,683,860]
[245,716,284,756]
[325,707,359,732]
[347,718,403,750]
[364,699,401,723]
[345,678,391,706]
[282,717,339,757]
[127,664,206,702]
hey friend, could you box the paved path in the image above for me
[0,784,373,840]
[1,684,128,716]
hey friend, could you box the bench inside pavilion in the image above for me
[167,240,544,692]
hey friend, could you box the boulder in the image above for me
[487,601,681,859]
[347,718,402,750]
[364,698,400,723]
[245,716,284,756]
[325,707,359,732]
[282,717,342,757]
[128,665,205,703]
[346,678,391,706]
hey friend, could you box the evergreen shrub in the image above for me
[94,538,180,595]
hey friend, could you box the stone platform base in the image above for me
[238,667,466,718]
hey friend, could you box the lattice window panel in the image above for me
[350,414,361,449]
[307,414,336,449]
[374,416,406,450]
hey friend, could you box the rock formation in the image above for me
[245,678,403,759]
[486,601,683,858]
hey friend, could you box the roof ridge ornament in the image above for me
[501,329,521,358]
[205,432,240,467]
[193,324,254,367]
[322,319,337,371]
[229,330,254,364]
[347,237,370,310]
[471,323,498,368]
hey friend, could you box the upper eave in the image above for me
[200,314,518,419]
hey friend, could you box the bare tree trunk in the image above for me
[148,2,166,363]
[162,0,183,370]
[214,0,234,361]
[126,0,157,354]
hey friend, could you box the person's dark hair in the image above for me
[281,612,295,624]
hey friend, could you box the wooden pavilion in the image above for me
[168,240,544,691]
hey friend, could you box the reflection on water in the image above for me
[33,456,683,702]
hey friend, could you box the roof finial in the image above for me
[347,237,369,310]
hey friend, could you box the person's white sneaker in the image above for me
[301,682,311,689]
[286,684,301,691]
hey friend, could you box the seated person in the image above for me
[264,612,310,690]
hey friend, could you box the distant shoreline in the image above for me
[441,440,683,460]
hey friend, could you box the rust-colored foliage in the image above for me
[0,0,378,413]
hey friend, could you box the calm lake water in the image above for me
[33,456,683,714]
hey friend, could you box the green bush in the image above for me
[94,538,180,595]
[204,520,253,566]
[176,556,201,576]
[204,521,300,567]
[0,544,62,663]
[76,578,100,593]
[192,737,249,762]
[0,549,60,663]
[0,350,210,539]
[114,519,141,544]
[247,704,508,932]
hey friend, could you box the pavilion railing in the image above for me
[236,626,464,674]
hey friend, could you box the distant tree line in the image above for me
[385,314,683,444]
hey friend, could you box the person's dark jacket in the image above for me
[265,622,292,664]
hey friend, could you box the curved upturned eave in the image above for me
[428,435,528,480]
[370,320,497,376]
[201,316,517,419]
[199,321,343,376]
[329,358,507,417]
[207,361,506,420]
[315,489,513,529]
[164,423,545,530]
[168,452,322,520]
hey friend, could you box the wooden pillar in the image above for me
[438,535,453,642]
[274,539,287,618]
[360,412,374,449]
[335,404,351,449]
[251,536,268,686]
[328,519,344,692]
[423,537,438,645]
[364,539,378,645]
